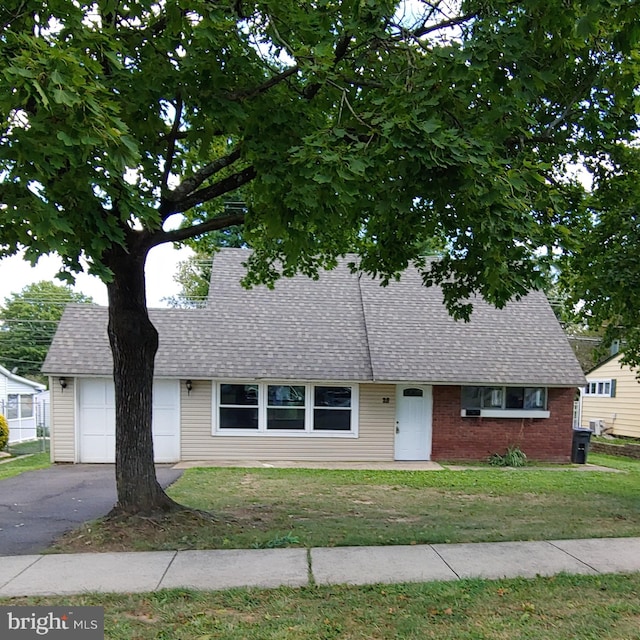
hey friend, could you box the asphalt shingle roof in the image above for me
[43,249,585,386]
[360,268,584,385]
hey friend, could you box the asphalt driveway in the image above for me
[0,464,182,556]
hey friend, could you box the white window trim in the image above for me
[584,379,615,397]
[212,381,359,438]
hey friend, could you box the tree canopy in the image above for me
[0,281,93,381]
[562,144,640,370]
[1,1,637,308]
[1,0,638,511]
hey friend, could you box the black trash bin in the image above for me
[571,428,592,464]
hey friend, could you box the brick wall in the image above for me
[431,386,575,462]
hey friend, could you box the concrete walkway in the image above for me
[1,537,639,597]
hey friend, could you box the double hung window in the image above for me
[267,385,306,430]
[219,384,258,429]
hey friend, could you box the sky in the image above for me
[0,243,194,308]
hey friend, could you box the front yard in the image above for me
[52,453,640,553]
[6,454,640,639]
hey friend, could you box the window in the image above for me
[313,386,352,431]
[219,384,258,429]
[214,383,358,435]
[483,387,504,408]
[584,379,616,398]
[461,386,481,409]
[5,394,34,420]
[461,386,548,416]
[7,394,18,419]
[403,388,423,397]
[20,395,34,418]
[267,385,305,430]
[523,387,545,409]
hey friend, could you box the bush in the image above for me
[0,414,9,451]
[489,445,527,467]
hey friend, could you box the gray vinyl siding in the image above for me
[180,382,396,462]
[50,377,76,462]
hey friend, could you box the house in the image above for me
[580,352,640,438]
[42,249,585,464]
[0,364,46,444]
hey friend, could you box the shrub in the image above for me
[0,414,9,451]
[489,445,527,467]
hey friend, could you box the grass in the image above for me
[6,438,49,456]
[0,451,50,481]
[593,435,640,446]
[52,453,640,553]
[2,573,639,639]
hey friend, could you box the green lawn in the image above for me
[52,453,640,553]
[0,451,50,481]
[3,573,640,639]
[9,454,640,639]
[7,439,49,455]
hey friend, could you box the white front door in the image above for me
[394,385,432,461]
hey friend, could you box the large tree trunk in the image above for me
[105,243,181,515]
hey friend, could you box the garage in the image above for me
[77,378,180,463]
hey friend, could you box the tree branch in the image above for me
[0,1,29,33]
[405,1,521,40]
[161,146,243,213]
[227,65,299,101]
[303,34,353,100]
[408,11,478,38]
[150,210,246,247]
[161,94,183,193]
[160,165,257,218]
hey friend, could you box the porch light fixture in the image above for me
[59,377,67,392]
[185,380,193,395]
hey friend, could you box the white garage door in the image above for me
[78,378,180,463]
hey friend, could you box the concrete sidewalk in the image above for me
[1,537,639,597]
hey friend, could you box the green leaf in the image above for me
[5,66,36,78]
[51,88,80,106]
[56,131,76,146]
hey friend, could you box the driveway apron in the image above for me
[0,464,182,555]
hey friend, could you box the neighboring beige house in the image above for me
[43,250,585,464]
[581,353,640,438]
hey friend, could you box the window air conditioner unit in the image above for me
[588,419,605,435]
